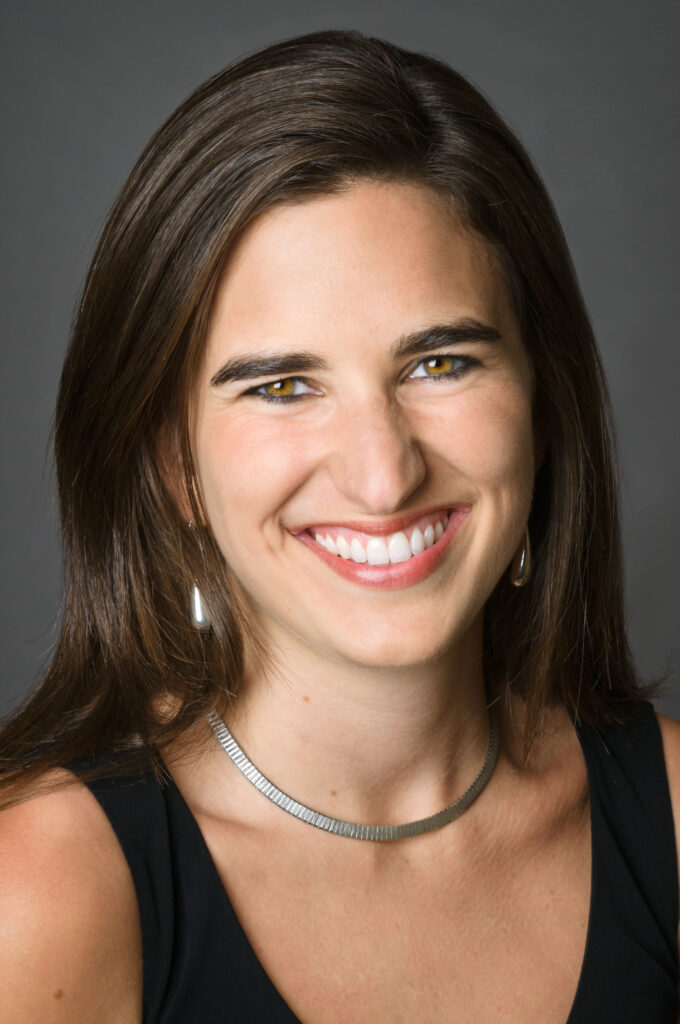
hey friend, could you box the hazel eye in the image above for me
[261,379,298,398]
[244,354,478,406]
[247,377,317,404]
[408,354,476,381]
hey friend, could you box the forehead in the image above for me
[204,180,513,358]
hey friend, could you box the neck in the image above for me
[213,623,493,827]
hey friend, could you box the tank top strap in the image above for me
[71,753,301,1023]
[68,706,678,1023]
[570,703,679,1020]
[70,758,176,1021]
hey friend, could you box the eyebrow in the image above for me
[209,318,502,387]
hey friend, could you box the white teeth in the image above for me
[336,535,351,559]
[313,514,450,565]
[366,536,390,565]
[410,526,425,556]
[350,537,367,562]
[388,531,411,564]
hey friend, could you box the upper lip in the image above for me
[289,504,461,537]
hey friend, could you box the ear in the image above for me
[154,423,196,524]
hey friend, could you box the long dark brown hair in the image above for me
[0,29,651,791]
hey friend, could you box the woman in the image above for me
[1,29,678,1023]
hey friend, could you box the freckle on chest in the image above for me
[53,988,64,999]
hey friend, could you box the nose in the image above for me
[325,394,427,514]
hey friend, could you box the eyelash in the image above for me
[244,354,479,405]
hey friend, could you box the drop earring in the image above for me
[510,527,531,587]
[190,583,211,630]
[187,518,211,630]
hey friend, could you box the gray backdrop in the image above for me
[2,0,678,720]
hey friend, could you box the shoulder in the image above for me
[656,713,680,949]
[657,712,680,833]
[657,711,680,783]
[0,770,142,1023]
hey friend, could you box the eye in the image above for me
[246,377,316,404]
[242,354,478,405]
[407,353,477,381]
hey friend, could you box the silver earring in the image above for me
[186,519,210,629]
[510,527,531,587]
[190,583,211,630]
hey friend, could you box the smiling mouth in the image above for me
[307,508,452,566]
[292,507,468,589]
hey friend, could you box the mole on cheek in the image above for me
[53,989,64,999]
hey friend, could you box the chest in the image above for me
[200,810,591,1024]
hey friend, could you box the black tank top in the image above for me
[79,703,679,1022]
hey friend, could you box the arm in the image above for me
[0,774,142,1023]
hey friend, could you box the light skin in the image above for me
[188,179,538,826]
[2,178,680,1022]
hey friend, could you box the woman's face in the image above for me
[191,180,537,670]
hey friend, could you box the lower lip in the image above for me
[293,509,469,590]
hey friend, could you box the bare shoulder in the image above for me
[0,770,142,1023]
[656,713,680,841]
[656,714,680,954]
[657,714,680,840]
[657,712,680,780]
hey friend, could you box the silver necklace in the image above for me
[207,705,499,842]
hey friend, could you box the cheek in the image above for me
[435,383,535,487]
[194,412,314,533]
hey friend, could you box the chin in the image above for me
[323,622,468,671]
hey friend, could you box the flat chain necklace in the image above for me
[207,705,499,842]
